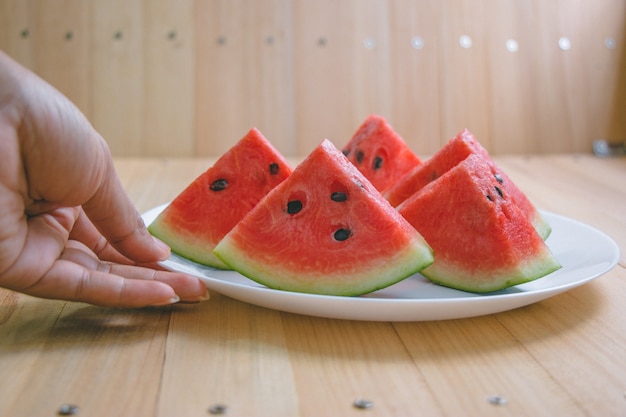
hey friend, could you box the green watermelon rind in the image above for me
[396,152,562,293]
[148,216,230,269]
[214,234,434,296]
[420,248,561,293]
[146,128,292,270]
[212,138,434,297]
[531,214,552,241]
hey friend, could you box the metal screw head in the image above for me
[506,38,519,52]
[558,37,571,51]
[593,139,626,157]
[487,395,508,406]
[605,37,616,50]
[208,404,228,414]
[411,36,424,50]
[459,35,473,49]
[58,403,79,415]
[353,398,373,409]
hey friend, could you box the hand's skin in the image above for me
[0,51,208,307]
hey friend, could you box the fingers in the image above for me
[1,52,205,306]
[0,206,79,291]
[68,210,209,302]
[29,259,180,307]
[26,243,209,307]
[68,207,135,265]
[10,52,171,265]
[78,141,174,264]
[106,264,210,304]
[0,203,208,307]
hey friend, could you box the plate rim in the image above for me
[144,204,620,321]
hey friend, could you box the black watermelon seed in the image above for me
[356,150,364,164]
[494,173,504,184]
[287,200,303,214]
[495,186,504,198]
[269,162,279,175]
[486,194,494,202]
[210,179,228,191]
[342,149,350,157]
[372,156,383,170]
[330,192,348,202]
[333,228,351,241]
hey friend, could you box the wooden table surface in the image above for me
[0,154,624,417]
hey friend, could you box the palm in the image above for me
[0,51,206,307]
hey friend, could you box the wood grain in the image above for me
[0,154,624,416]
[91,0,144,156]
[195,0,296,156]
[31,0,92,118]
[1,0,625,157]
[0,295,169,416]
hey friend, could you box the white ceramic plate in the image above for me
[143,204,620,321]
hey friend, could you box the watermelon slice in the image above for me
[384,129,551,239]
[148,128,292,269]
[341,114,422,193]
[213,139,434,296]
[397,154,561,292]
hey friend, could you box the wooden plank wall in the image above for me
[1,0,625,157]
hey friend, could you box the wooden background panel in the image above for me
[581,0,626,144]
[195,0,296,156]
[293,0,440,156]
[484,0,536,155]
[348,0,394,133]
[0,0,35,66]
[524,0,597,154]
[32,1,92,119]
[142,0,195,157]
[195,0,250,156]
[0,0,625,157]
[292,0,367,155]
[91,0,144,156]
[387,0,441,156]
[437,0,491,150]
[246,0,296,156]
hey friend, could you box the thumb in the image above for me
[81,142,171,263]
[8,50,170,265]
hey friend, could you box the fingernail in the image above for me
[198,289,210,301]
[150,294,180,307]
[180,290,210,304]
[181,290,211,304]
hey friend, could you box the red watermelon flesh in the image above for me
[384,129,551,240]
[341,114,422,193]
[214,139,434,296]
[384,129,489,207]
[148,128,292,269]
[397,154,561,293]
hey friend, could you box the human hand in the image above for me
[0,51,208,307]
